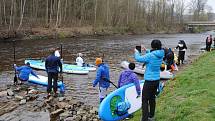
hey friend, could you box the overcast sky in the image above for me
[207,0,215,12]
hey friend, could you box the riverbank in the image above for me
[131,51,215,121]
[0,25,183,41]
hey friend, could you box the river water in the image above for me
[0,33,208,108]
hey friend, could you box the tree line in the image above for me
[0,0,212,36]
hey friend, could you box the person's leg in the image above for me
[99,87,107,103]
[181,51,185,64]
[53,73,58,95]
[47,73,52,95]
[148,81,159,118]
[141,81,150,121]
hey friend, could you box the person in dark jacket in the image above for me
[92,57,110,103]
[163,48,174,70]
[14,62,39,84]
[134,40,164,121]
[206,35,212,51]
[118,63,141,96]
[45,48,62,97]
[175,40,187,65]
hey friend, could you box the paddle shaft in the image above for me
[13,40,18,84]
[60,43,63,59]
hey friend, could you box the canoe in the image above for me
[25,59,91,74]
[120,61,174,79]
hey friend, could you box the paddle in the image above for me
[13,40,18,85]
[59,43,65,94]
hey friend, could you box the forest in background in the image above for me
[0,0,213,39]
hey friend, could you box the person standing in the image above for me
[206,35,212,51]
[175,40,187,65]
[14,62,39,84]
[213,37,215,46]
[134,40,164,121]
[92,58,110,103]
[118,62,141,96]
[45,48,62,97]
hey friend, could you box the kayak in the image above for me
[200,45,215,50]
[25,59,93,74]
[120,61,174,79]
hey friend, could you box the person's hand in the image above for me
[141,45,146,51]
[136,95,140,98]
[93,82,96,87]
[13,64,16,67]
[134,48,139,53]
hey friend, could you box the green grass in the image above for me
[131,52,215,121]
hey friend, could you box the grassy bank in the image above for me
[131,52,215,121]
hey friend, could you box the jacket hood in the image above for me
[151,49,164,58]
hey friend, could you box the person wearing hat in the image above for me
[118,62,141,96]
[134,39,164,121]
[92,57,110,103]
[14,62,39,84]
[76,53,84,67]
[175,40,187,65]
[45,48,62,97]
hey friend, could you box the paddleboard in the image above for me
[99,80,165,121]
[28,75,63,88]
[25,59,91,74]
[121,61,174,79]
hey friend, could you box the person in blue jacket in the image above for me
[14,62,39,84]
[92,57,110,103]
[45,48,62,97]
[118,62,141,97]
[134,40,164,121]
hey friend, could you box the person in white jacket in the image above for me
[76,53,84,66]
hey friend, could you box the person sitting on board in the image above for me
[134,39,164,121]
[92,58,110,103]
[14,62,39,84]
[118,62,141,97]
[76,53,84,67]
[45,48,62,97]
[175,40,187,65]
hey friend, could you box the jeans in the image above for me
[47,72,58,93]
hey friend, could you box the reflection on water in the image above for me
[0,33,207,106]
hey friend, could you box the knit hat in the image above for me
[95,58,102,66]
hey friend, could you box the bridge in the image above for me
[185,21,215,32]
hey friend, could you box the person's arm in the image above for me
[134,50,150,63]
[117,73,123,88]
[45,58,48,72]
[132,74,141,96]
[93,67,102,87]
[15,66,23,71]
[58,58,63,73]
[31,70,39,78]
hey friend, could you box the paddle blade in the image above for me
[14,75,17,84]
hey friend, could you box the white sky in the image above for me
[207,0,215,12]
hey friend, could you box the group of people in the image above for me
[205,35,215,51]
[14,39,188,121]
[92,39,188,121]
[14,47,87,97]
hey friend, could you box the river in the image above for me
[0,33,208,108]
